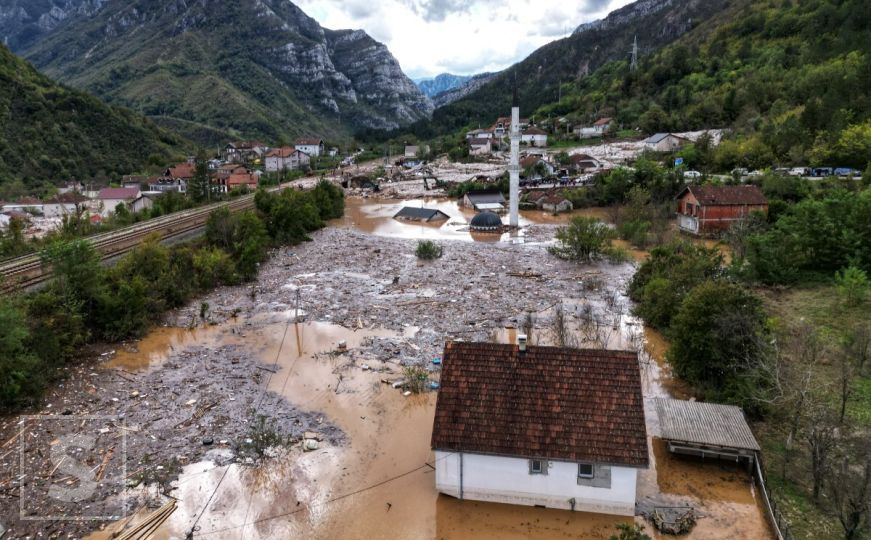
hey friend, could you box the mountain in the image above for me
[430,73,495,108]
[408,0,732,138]
[416,74,471,98]
[4,0,432,144]
[541,0,871,168]
[0,42,183,193]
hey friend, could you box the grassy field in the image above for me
[754,284,870,540]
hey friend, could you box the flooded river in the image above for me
[77,206,769,540]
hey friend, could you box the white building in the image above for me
[642,133,689,152]
[96,187,144,217]
[295,138,324,157]
[520,127,548,147]
[43,192,89,218]
[431,341,648,516]
[265,147,311,172]
[576,117,614,138]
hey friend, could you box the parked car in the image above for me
[811,167,833,177]
[683,170,702,179]
[731,168,749,177]
[789,167,810,177]
[834,167,860,178]
[747,170,765,178]
[774,167,791,176]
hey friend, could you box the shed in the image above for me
[463,191,505,211]
[655,398,759,463]
[393,207,450,222]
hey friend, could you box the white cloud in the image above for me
[295,0,634,79]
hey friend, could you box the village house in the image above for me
[642,133,689,152]
[541,194,573,213]
[431,340,648,515]
[224,172,259,193]
[520,156,556,179]
[465,129,493,140]
[2,197,45,215]
[96,187,151,217]
[469,138,493,156]
[492,116,530,137]
[520,127,548,147]
[121,175,149,190]
[393,207,450,222]
[57,181,84,195]
[463,191,506,212]
[43,192,89,218]
[404,145,419,158]
[295,138,324,157]
[265,147,310,172]
[568,154,604,173]
[576,117,614,138]
[676,185,768,235]
[222,141,269,163]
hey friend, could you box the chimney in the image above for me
[518,334,528,352]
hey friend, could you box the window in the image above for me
[529,459,548,475]
[578,463,594,479]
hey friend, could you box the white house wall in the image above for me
[434,451,637,516]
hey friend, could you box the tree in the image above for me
[610,523,651,540]
[827,453,871,540]
[0,300,44,409]
[549,217,615,262]
[804,407,838,503]
[667,281,768,407]
[835,265,869,307]
[187,154,211,203]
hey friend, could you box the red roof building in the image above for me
[676,185,768,235]
[431,341,647,515]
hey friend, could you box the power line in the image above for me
[193,453,457,537]
[187,309,294,538]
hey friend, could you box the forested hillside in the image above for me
[0,44,183,195]
[537,0,871,168]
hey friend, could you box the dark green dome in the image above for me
[469,211,503,231]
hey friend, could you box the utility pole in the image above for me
[630,35,638,72]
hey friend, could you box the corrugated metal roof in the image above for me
[655,398,760,451]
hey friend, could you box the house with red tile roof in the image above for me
[97,187,151,217]
[431,340,648,515]
[676,185,768,235]
[265,146,311,172]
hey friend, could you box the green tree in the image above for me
[668,281,768,407]
[835,265,869,307]
[0,300,44,409]
[549,217,615,262]
[187,155,212,203]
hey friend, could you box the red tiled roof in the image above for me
[265,146,296,158]
[226,173,258,188]
[167,163,195,179]
[98,187,140,200]
[523,127,547,135]
[520,156,542,168]
[593,117,613,126]
[525,191,547,202]
[431,342,649,467]
[680,185,768,206]
[541,194,568,205]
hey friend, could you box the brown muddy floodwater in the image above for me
[337,197,611,243]
[86,225,769,540]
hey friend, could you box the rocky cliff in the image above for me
[3,0,432,143]
[416,74,471,98]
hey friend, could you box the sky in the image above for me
[295,0,635,80]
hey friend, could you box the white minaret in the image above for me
[509,85,520,228]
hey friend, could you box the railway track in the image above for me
[0,191,261,294]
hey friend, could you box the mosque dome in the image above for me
[469,211,503,232]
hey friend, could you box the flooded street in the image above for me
[4,198,770,539]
